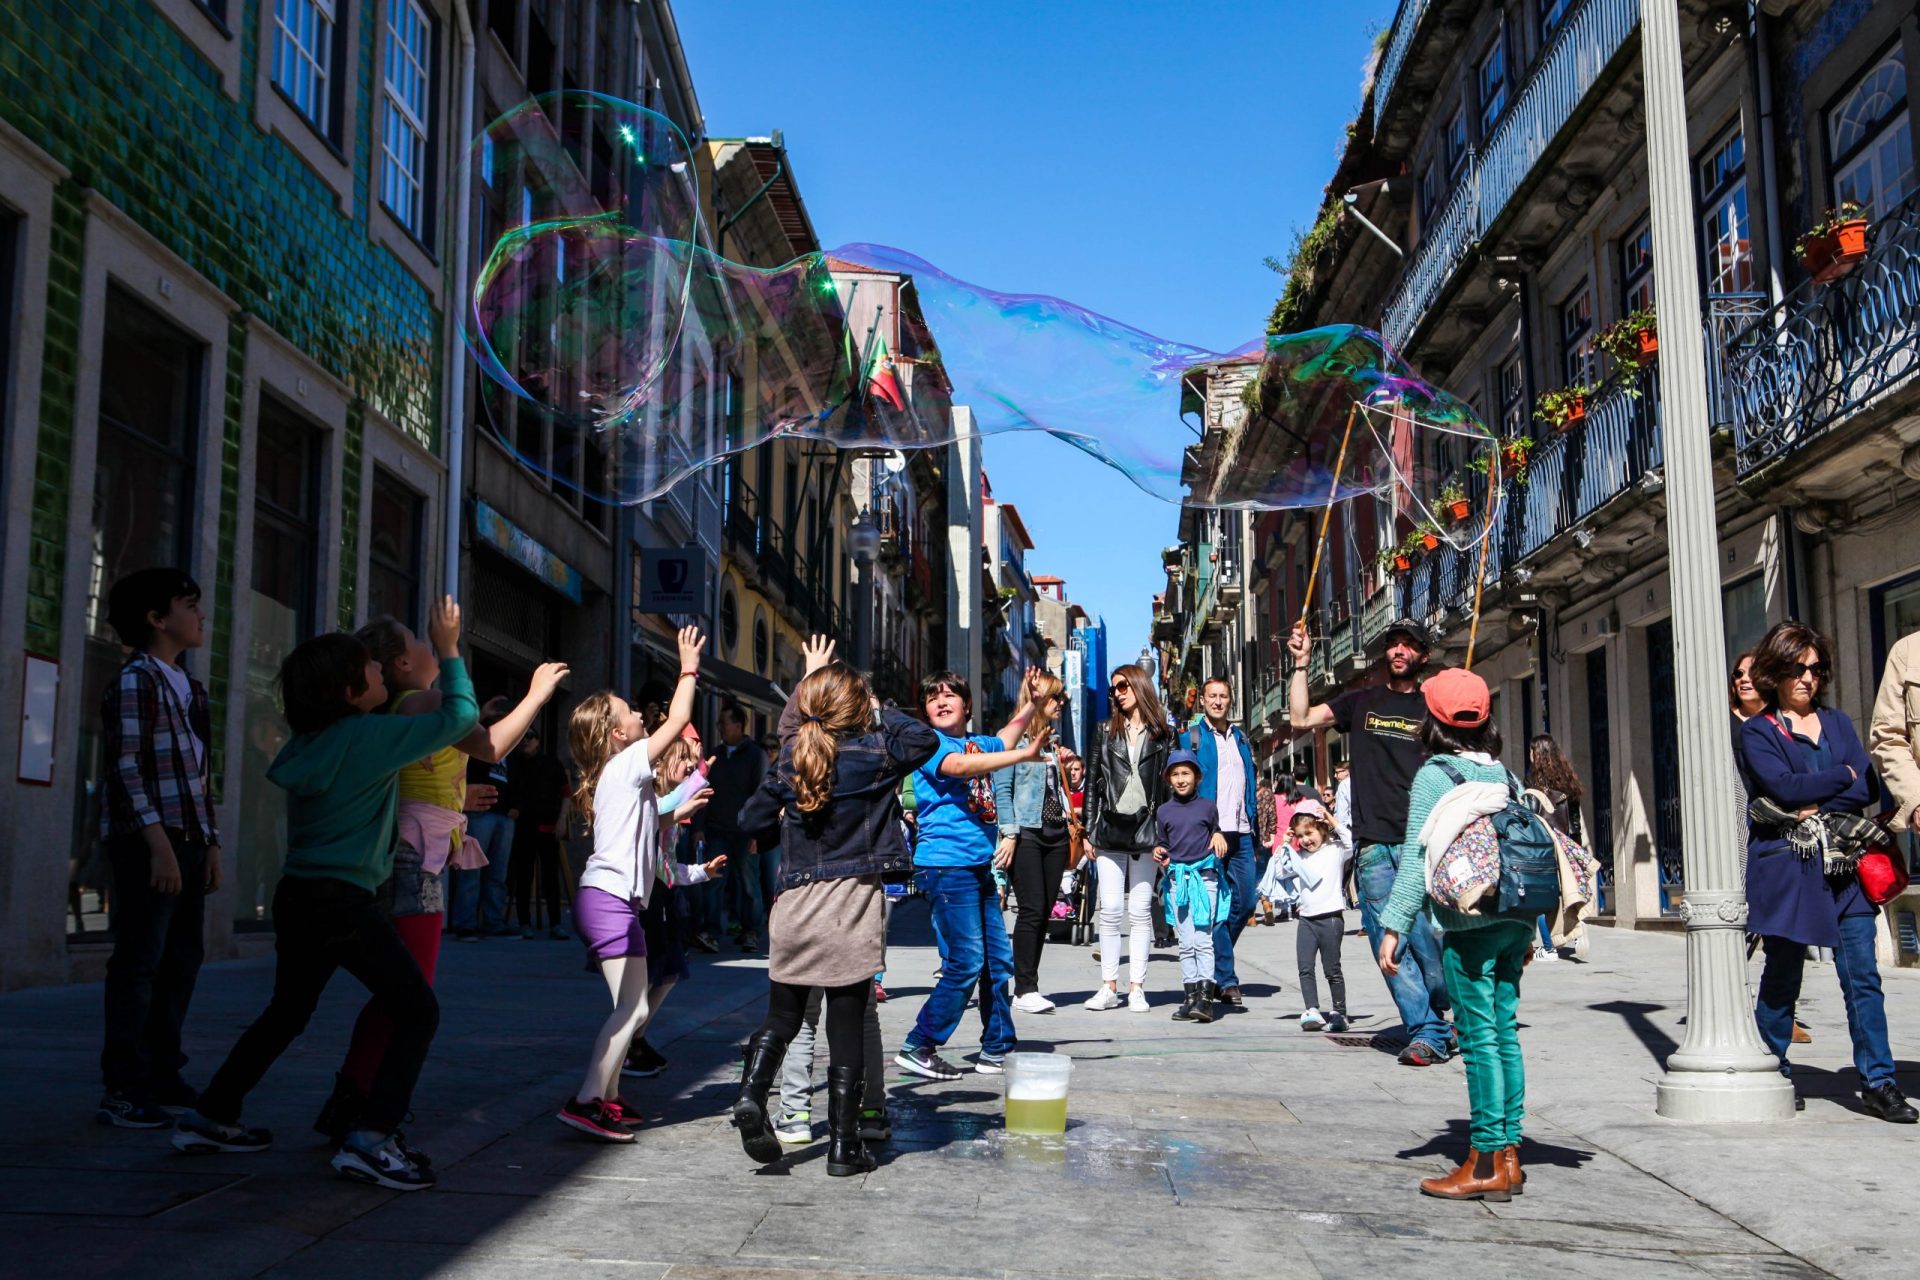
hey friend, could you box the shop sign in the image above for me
[473,500,584,603]
[639,546,708,614]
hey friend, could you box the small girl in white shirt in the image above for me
[1282,798,1352,1033]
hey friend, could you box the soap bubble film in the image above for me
[460,96,1495,511]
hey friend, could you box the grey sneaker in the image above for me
[894,1046,963,1081]
[774,1111,813,1145]
[975,1053,1006,1075]
[172,1110,271,1154]
[332,1134,436,1191]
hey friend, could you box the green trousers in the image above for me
[1440,921,1534,1151]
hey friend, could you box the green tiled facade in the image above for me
[1,0,447,782]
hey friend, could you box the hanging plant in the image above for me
[1597,307,1659,368]
[1794,201,1869,283]
[1437,478,1471,523]
[1415,520,1443,552]
[1533,384,1592,433]
[1377,544,1407,575]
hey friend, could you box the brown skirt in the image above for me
[768,874,886,987]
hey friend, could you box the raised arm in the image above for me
[940,729,1048,779]
[1286,624,1336,731]
[644,626,707,763]
[364,598,480,770]
[459,662,569,762]
[993,667,1043,748]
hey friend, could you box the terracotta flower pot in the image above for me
[1636,329,1658,362]
[1503,446,1529,473]
[1420,532,1441,551]
[1446,498,1472,523]
[1393,553,1413,572]
[1834,218,1869,257]
[1801,232,1836,279]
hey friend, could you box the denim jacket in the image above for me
[1179,718,1261,833]
[992,748,1065,838]
[738,709,940,892]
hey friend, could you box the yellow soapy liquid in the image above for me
[1004,1095,1068,1134]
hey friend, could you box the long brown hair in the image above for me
[1728,648,1757,715]
[792,663,874,813]
[1027,670,1066,741]
[1106,663,1171,740]
[568,691,623,830]
[653,736,700,796]
[1526,733,1584,804]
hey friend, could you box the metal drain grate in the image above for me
[1327,1034,1378,1048]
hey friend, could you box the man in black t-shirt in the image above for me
[1288,619,1454,1065]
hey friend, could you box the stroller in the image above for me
[1048,861,1097,946]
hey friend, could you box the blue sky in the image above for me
[677,0,1397,669]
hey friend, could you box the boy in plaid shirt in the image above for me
[97,568,221,1129]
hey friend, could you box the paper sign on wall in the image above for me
[18,654,58,785]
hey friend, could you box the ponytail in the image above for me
[790,663,875,814]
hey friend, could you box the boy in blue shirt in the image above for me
[895,670,1046,1080]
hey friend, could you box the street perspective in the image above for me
[6,1,1920,1277]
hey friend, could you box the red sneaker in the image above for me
[872,980,890,1004]
[557,1097,636,1142]
[603,1096,647,1131]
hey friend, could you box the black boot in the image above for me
[826,1065,876,1177]
[730,1030,787,1164]
[312,1072,368,1144]
[1191,982,1217,1024]
[1862,1082,1919,1124]
[1170,983,1198,1021]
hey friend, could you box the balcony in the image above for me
[1383,0,1640,349]
[1721,198,1920,478]
[1507,366,1662,563]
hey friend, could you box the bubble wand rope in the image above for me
[1463,463,1500,669]
[1297,401,1359,630]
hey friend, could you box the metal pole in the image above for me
[1642,0,1793,1122]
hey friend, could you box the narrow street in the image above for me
[3,914,1912,1279]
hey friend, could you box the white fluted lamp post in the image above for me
[1643,0,1794,1121]
[849,507,882,671]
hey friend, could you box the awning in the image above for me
[699,653,787,711]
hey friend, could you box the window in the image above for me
[1560,282,1595,385]
[1698,127,1753,293]
[273,0,340,136]
[368,467,423,629]
[1620,218,1654,310]
[1447,105,1470,178]
[1722,573,1768,668]
[381,0,435,239]
[753,614,769,675]
[1539,0,1573,43]
[1499,350,1526,436]
[1418,164,1441,223]
[1478,37,1508,139]
[721,588,740,653]
[1829,43,1913,216]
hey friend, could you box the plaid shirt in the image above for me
[100,652,219,844]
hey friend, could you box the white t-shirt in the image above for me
[1208,725,1247,833]
[154,658,205,769]
[578,737,710,906]
[1292,837,1353,917]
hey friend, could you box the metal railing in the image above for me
[1508,366,1662,564]
[1383,0,1639,348]
[1722,197,1920,476]
[1705,292,1770,427]
[1372,0,1433,134]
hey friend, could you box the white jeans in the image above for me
[1094,849,1156,987]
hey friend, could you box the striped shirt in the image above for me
[100,652,219,843]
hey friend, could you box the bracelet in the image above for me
[678,669,699,679]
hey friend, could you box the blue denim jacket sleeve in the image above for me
[994,762,1018,838]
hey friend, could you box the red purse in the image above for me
[1859,847,1910,905]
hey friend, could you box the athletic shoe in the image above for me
[172,1110,271,1154]
[872,980,890,1004]
[1398,1041,1445,1068]
[1012,992,1056,1014]
[97,1092,170,1129]
[556,1097,637,1142]
[602,1096,647,1131]
[858,1106,892,1141]
[774,1111,813,1145]
[738,935,762,953]
[975,1053,1006,1075]
[1126,987,1151,1013]
[894,1046,963,1081]
[691,932,720,955]
[1324,1012,1350,1034]
[1532,946,1559,963]
[1083,986,1122,1011]
[1300,1008,1328,1032]
[548,925,572,941]
[331,1134,435,1191]
[622,1037,668,1078]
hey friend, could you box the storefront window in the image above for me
[368,466,424,629]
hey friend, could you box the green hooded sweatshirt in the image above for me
[265,656,479,892]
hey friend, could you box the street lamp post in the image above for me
[1642,0,1794,1121]
[849,506,882,671]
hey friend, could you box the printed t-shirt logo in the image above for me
[1363,710,1421,741]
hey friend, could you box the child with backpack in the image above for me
[1284,798,1352,1033]
[1377,668,1550,1204]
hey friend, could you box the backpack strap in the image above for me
[1432,758,1468,788]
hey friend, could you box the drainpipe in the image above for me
[1752,8,1787,307]
[443,1,477,598]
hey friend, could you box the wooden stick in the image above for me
[1463,476,1498,669]
[1297,401,1360,629]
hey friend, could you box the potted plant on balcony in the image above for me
[1598,308,1659,367]
[1471,434,1535,485]
[1533,384,1592,434]
[1795,201,1869,283]
[1416,520,1444,553]
[1437,478,1471,524]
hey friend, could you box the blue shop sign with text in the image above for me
[473,501,584,603]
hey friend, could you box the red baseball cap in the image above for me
[1423,667,1490,728]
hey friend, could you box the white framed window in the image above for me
[1698,128,1753,293]
[1499,351,1526,436]
[1829,43,1913,216]
[273,0,337,133]
[1620,218,1654,309]
[1560,282,1594,385]
[1447,105,1470,178]
[381,0,433,238]
[1478,37,1508,139]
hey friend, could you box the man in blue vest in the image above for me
[1182,676,1262,1006]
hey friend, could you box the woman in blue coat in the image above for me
[1742,621,1916,1124]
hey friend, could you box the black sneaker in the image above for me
[622,1038,668,1078]
[690,932,720,955]
[857,1106,892,1142]
[172,1110,272,1154]
[1398,1041,1445,1067]
[974,1053,1006,1075]
[556,1096,636,1143]
[894,1046,963,1081]
[97,1091,170,1129]
[1862,1083,1919,1124]
[331,1135,436,1191]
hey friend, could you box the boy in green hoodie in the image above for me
[174,597,477,1192]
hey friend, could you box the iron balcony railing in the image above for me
[1509,366,1662,563]
[1372,0,1433,134]
[1383,0,1640,349]
[1723,196,1920,476]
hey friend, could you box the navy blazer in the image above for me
[1741,706,1873,948]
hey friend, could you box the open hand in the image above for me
[803,635,836,675]
[528,661,570,704]
[677,786,715,822]
[428,595,463,658]
[702,853,729,878]
[675,625,706,672]
[1020,726,1053,760]
[1209,832,1229,857]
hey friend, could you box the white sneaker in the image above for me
[1126,986,1151,1013]
[774,1111,813,1145]
[1300,1008,1327,1031]
[1013,992,1056,1014]
[1533,946,1560,963]
[1084,986,1122,1011]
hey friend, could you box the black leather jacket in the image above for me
[1085,721,1171,852]
[738,709,939,891]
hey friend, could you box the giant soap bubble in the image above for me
[460,95,1497,515]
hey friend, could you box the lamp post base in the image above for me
[1655,1069,1797,1122]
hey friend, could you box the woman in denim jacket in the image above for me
[992,672,1077,1014]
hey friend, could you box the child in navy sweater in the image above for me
[1154,750,1228,1024]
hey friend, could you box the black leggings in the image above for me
[1296,910,1347,1015]
[1009,828,1070,995]
[759,979,867,1070]
[511,830,565,931]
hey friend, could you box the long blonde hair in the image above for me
[568,691,623,830]
[792,663,874,814]
[1027,670,1066,741]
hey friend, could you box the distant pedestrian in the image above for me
[1523,734,1587,961]
[700,703,769,951]
[454,697,515,940]
[1743,622,1914,1123]
[1289,619,1454,1066]
[1180,676,1262,1006]
[508,729,573,940]
[1153,749,1227,1023]
[1083,664,1174,1012]
[993,671,1076,1014]
[1284,798,1352,1033]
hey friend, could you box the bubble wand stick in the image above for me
[1462,457,1500,669]
[1296,401,1359,630]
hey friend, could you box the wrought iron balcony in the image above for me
[1507,366,1661,564]
[1372,0,1435,136]
[1721,197,1920,477]
[1383,0,1640,349]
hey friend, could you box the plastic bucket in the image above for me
[1002,1052,1073,1134]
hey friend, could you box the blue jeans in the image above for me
[452,811,515,932]
[1211,832,1260,987]
[1356,843,1453,1052]
[906,865,1016,1057]
[1755,916,1895,1089]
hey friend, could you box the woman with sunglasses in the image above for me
[1741,622,1915,1123]
[1082,665,1174,1011]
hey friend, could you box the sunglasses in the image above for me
[1111,680,1132,692]
[1789,662,1830,681]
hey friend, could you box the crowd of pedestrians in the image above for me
[88,559,1919,1205]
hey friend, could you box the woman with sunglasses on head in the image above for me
[1741,621,1915,1123]
[1083,665,1174,1012]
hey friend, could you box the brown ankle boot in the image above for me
[1502,1145,1524,1194]
[1419,1147,1512,1201]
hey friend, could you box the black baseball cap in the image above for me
[1376,617,1433,653]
